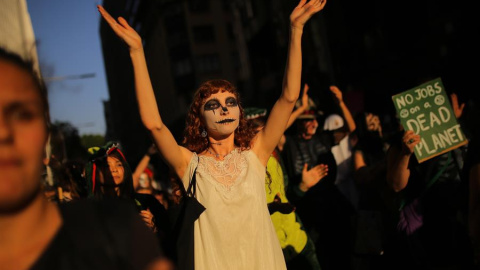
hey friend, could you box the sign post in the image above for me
[392,78,468,163]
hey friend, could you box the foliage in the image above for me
[81,134,106,150]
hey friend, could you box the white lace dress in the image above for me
[181,149,287,270]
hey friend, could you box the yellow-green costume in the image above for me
[265,155,308,255]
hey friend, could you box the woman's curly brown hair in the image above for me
[182,79,256,153]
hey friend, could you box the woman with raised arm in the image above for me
[98,1,326,269]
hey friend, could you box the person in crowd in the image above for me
[321,85,358,209]
[85,141,172,259]
[136,166,156,194]
[133,144,159,191]
[0,47,172,270]
[41,123,87,203]
[384,92,474,269]
[98,0,326,269]
[464,116,480,267]
[152,189,172,210]
[350,112,394,269]
[134,155,173,211]
[131,143,173,209]
[281,84,357,270]
[353,113,389,186]
[246,106,323,270]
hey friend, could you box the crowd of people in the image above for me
[1,0,480,269]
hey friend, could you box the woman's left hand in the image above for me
[97,5,143,52]
[290,0,326,30]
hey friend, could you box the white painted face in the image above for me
[138,172,151,189]
[201,91,240,137]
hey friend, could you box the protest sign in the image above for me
[392,78,468,163]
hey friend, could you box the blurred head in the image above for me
[365,113,382,134]
[138,168,153,190]
[244,107,267,131]
[136,167,154,195]
[296,97,321,121]
[183,79,256,153]
[323,114,348,144]
[245,107,288,151]
[0,47,50,214]
[295,97,322,139]
[298,118,319,139]
[152,189,171,210]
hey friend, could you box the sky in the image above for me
[27,0,108,136]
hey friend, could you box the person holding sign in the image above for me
[391,78,468,163]
[384,89,473,269]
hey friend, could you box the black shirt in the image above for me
[31,199,163,270]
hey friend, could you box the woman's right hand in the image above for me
[97,5,143,52]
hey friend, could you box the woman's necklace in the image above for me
[206,148,229,158]
[209,142,222,145]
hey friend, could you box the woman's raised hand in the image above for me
[290,0,326,30]
[97,5,143,52]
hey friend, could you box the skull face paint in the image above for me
[201,92,240,137]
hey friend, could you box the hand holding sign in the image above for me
[392,78,468,163]
[402,130,421,155]
[450,93,465,119]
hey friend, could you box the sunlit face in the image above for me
[0,60,48,213]
[105,156,125,185]
[201,91,240,137]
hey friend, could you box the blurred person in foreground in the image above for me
[0,47,172,270]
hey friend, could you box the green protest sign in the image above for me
[392,77,468,163]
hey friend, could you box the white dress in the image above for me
[181,149,287,270]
